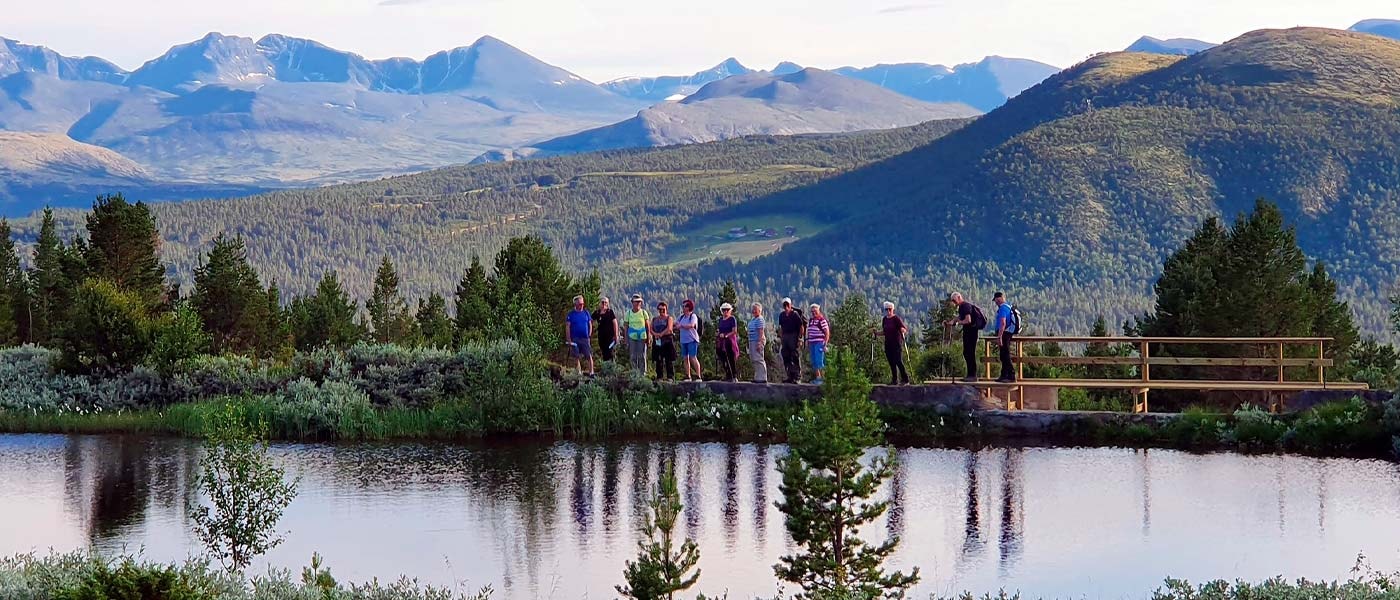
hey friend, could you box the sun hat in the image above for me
[720,302,733,310]
[631,293,643,302]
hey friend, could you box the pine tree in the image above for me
[192,235,275,356]
[84,193,166,308]
[292,271,364,350]
[454,256,492,345]
[775,349,918,600]
[367,256,415,344]
[828,293,880,378]
[0,219,22,345]
[416,293,453,348]
[616,464,701,600]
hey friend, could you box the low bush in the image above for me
[1222,405,1287,450]
[0,551,492,600]
[1162,407,1227,447]
[1287,397,1383,453]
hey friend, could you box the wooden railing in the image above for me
[959,336,1367,412]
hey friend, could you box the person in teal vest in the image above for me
[623,293,652,374]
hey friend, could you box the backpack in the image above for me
[969,304,988,330]
[1010,304,1024,334]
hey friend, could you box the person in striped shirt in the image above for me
[806,303,831,385]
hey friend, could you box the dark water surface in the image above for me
[3,434,1400,599]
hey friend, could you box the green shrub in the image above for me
[0,551,492,600]
[1162,407,1227,447]
[1222,405,1286,450]
[1287,397,1382,453]
[1058,388,1131,412]
[55,556,212,600]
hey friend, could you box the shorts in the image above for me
[809,342,827,370]
[680,341,699,358]
[570,338,592,357]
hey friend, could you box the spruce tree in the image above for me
[416,293,453,348]
[367,256,414,344]
[192,235,274,355]
[1139,200,1358,382]
[0,219,22,345]
[492,236,574,319]
[453,256,492,344]
[84,193,166,308]
[775,349,918,600]
[30,208,69,344]
[292,271,364,350]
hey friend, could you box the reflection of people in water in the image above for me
[961,451,984,560]
[570,449,593,539]
[886,448,907,541]
[723,444,741,549]
[601,445,621,532]
[997,448,1024,575]
[684,445,702,540]
[753,444,769,545]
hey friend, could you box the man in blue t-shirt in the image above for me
[993,291,1017,383]
[566,295,594,376]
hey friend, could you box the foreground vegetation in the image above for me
[7,550,1400,600]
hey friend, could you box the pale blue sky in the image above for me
[5,0,1395,81]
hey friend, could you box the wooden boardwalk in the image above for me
[926,336,1367,412]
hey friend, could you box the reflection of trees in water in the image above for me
[62,435,188,545]
[997,448,1024,576]
[722,444,741,550]
[752,445,769,546]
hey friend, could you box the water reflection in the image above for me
[5,435,1400,600]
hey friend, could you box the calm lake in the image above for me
[3,434,1400,599]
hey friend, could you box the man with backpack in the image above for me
[945,292,986,382]
[993,292,1019,383]
[777,297,806,384]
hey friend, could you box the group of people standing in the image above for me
[565,294,835,384]
[565,290,1019,385]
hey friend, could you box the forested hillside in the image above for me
[9,119,971,302]
[13,27,1400,336]
[661,27,1400,334]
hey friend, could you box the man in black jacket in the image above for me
[945,292,985,382]
[777,297,806,384]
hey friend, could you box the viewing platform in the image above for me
[944,335,1368,412]
[667,336,1368,415]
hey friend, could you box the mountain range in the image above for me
[0,32,1057,213]
[529,68,980,155]
[1124,36,1217,55]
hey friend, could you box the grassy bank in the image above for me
[2,344,1397,456]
